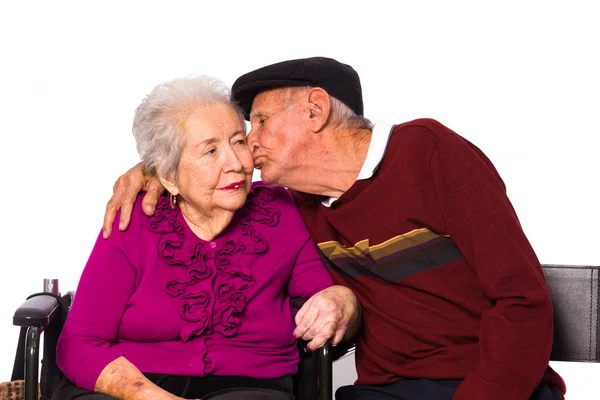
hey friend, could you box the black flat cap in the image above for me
[231,56,363,120]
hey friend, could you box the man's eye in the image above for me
[204,149,216,156]
[259,118,266,124]
[234,139,246,146]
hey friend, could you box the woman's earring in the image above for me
[170,193,177,209]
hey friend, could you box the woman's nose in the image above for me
[222,147,243,172]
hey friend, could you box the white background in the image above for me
[1,1,598,398]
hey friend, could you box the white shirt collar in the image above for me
[321,121,395,207]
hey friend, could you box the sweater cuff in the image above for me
[74,348,125,392]
[453,372,533,400]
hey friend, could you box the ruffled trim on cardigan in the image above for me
[149,185,280,350]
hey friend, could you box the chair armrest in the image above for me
[13,293,61,328]
[332,341,356,362]
[317,341,357,400]
[319,342,333,400]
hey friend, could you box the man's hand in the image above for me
[294,285,361,351]
[102,162,164,239]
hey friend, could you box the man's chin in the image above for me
[257,169,280,187]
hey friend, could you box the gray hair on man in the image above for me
[328,96,372,131]
[132,75,246,183]
[282,86,372,131]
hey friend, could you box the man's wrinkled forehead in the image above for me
[247,89,281,118]
[249,86,306,117]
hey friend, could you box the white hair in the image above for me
[328,96,372,130]
[132,75,246,182]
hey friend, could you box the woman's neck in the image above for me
[178,203,236,241]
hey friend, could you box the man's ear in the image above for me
[306,88,330,133]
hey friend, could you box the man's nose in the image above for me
[247,130,260,153]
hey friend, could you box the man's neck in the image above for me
[287,127,372,198]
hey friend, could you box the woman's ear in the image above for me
[156,168,179,197]
[306,88,330,133]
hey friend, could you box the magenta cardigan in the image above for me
[56,182,333,391]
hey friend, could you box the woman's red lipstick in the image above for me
[220,180,245,190]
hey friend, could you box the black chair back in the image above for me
[542,264,600,362]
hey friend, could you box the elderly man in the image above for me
[104,57,565,400]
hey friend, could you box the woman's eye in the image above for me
[234,139,246,146]
[204,149,216,156]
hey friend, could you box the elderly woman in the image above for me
[54,75,350,400]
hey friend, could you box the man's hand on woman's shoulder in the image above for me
[103,162,165,239]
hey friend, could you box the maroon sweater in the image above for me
[292,119,565,399]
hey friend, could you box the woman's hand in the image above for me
[294,285,361,351]
[103,162,165,238]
